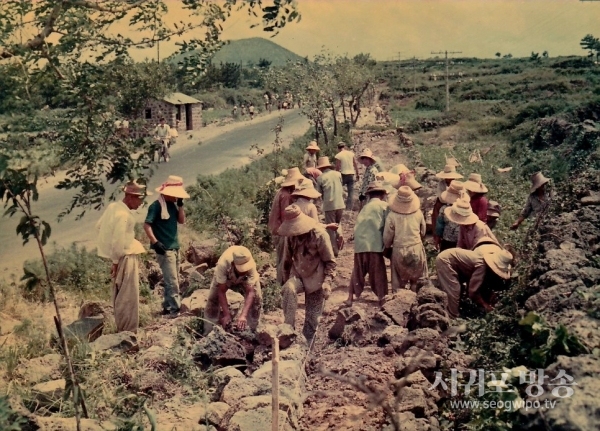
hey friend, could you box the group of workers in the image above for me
[96,137,552,342]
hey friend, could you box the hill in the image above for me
[170,37,303,67]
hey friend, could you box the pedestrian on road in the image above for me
[96,181,150,333]
[143,175,189,317]
[384,186,428,292]
[434,180,469,251]
[357,148,379,208]
[511,172,551,230]
[347,181,389,306]
[279,205,336,343]
[249,103,255,120]
[445,199,498,251]
[304,141,320,169]
[335,142,359,210]
[316,157,345,256]
[268,167,305,284]
[204,246,263,334]
[436,241,513,317]
[464,173,489,223]
[153,117,171,163]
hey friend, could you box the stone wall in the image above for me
[144,99,203,131]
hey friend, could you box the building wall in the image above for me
[145,99,203,131]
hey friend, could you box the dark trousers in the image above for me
[440,240,457,252]
[341,174,355,210]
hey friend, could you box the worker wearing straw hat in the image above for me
[268,167,306,284]
[445,199,498,251]
[316,157,345,257]
[432,164,464,234]
[357,148,380,208]
[463,173,489,223]
[434,181,470,251]
[144,175,190,317]
[347,181,389,306]
[204,246,263,335]
[96,180,150,332]
[510,171,551,230]
[279,205,336,343]
[304,141,320,170]
[487,201,502,230]
[436,242,513,317]
[383,186,428,292]
[335,142,359,210]
[292,180,321,221]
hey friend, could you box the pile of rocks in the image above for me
[517,205,600,430]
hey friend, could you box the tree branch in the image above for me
[66,0,149,13]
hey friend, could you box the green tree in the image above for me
[495,52,501,58]
[220,62,242,88]
[580,34,600,61]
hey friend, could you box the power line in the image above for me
[431,50,462,112]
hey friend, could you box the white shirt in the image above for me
[96,201,145,263]
[121,120,129,128]
[335,149,356,175]
[154,124,170,138]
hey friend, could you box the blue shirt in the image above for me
[144,200,180,250]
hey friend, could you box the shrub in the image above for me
[21,244,109,302]
[0,397,25,431]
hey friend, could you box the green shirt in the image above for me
[354,198,388,253]
[145,200,180,250]
[316,169,345,212]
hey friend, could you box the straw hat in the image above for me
[278,204,318,236]
[155,175,190,199]
[487,200,501,218]
[306,141,320,151]
[281,167,305,187]
[316,156,334,170]
[463,173,489,194]
[483,249,513,280]
[446,156,460,167]
[530,171,550,193]
[389,186,420,214]
[440,180,469,205]
[292,181,321,199]
[123,180,152,196]
[389,164,410,175]
[399,172,422,191]
[233,246,256,273]
[473,236,501,251]
[358,148,376,162]
[436,164,463,180]
[366,180,388,195]
[444,198,479,225]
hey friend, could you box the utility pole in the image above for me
[431,50,462,112]
[412,57,417,93]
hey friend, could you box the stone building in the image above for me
[145,92,203,131]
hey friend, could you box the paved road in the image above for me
[0,110,309,278]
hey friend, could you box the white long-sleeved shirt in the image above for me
[96,201,145,263]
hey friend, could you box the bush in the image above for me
[21,244,110,301]
[0,397,25,431]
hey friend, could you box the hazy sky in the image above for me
[131,0,600,61]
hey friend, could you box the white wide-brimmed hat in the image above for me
[530,172,550,193]
[444,198,479,225]
[278,204,318,237]
[233,246,256,273]
[446,156,461,167]
[155,176,190,199]
[306,141,320,151]
[316,156,334,170]
[483,249,513,279]
[436,164,463,180]
[463,173,489,194]
[281,167,305,187]
[366,180,388,195]
[358,148,376,162]
[124,180,152,196]
[389,186,420,214]
[473,236,501,251]
[292,181,321,199]
[440,180,469,205]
